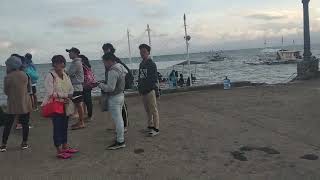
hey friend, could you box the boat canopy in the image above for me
[126,60,206,70]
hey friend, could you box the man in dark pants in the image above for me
[102,43,131,131]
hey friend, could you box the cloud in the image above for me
[0,41,12,49]
[245,13,287,20]
[142,8,168,18]
[134,0,163,5]
[59,17,104,28]
[133,0,168,18]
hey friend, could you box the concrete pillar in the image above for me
[302,0,312,58]
[297,0,319,80]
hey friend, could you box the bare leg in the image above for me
[76,102,85,126]
[33,94,38,109]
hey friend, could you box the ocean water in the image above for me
[0,45,319,105]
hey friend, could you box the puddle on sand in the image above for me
[301,154,319,161]
[231,151,248,161]
[134,148,145,154]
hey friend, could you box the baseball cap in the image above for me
[66,47,80,54]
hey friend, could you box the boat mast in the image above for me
[127,29,132,64]
[281,36,284,48]
[146,24,153,59]
[184,14,192,86]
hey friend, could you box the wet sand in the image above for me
[1,79,320,179]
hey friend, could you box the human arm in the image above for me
[98,70,118,93]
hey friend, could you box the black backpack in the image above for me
[124,70,134,90]
[116,59,134,90]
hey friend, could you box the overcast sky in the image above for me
[0,0,319,63]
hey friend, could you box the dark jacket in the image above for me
[138,59,158,95]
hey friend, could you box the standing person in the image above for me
[79,54,93,122]
[10,54,30,130]
[138,44,160,137]
[66,47,85,130]
[42,55,78,159]
[0,56,33,152]
[25,53,39,111]
[97,53,128,150]
[169,70,177,88]
[102,43,133,131]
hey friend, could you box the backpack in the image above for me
[83,65,98,90]
[118,62,134,89]
[125,70,134,89]
[25,66,39,83]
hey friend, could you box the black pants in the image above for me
[52,115,68,147]
[2,113,30,145]
[122,102,128,128]
[83,89,93,118]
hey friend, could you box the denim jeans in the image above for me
[108,93,125,143]
[51,115,69,147]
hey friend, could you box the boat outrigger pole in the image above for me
[146,24,153,59]
[184,14,192,86]
[127,29,132,64]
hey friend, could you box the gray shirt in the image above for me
[67,58,84,91]
[99,63,128,96]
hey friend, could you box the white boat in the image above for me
[208,50,226,62]
[276,49,302,62]
[245,49,302,66]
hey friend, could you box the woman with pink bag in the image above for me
[41,55,79,159]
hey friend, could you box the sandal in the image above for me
[62,148,79,154]
[57,152,72,159]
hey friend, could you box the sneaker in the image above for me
[144,127,153,133]
[149,129,160,137]
[21,142,29,150]
[29,125,33,129]
[107,141,126,150]
[0,145,7,152]
[124,127,128,133]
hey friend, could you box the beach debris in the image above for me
[134,148,145,154]
[301,154,319,161]
[231,151,248,161]
[256,147,280,155]
[240,146,280,155]
[239,146,255,152]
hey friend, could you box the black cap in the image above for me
[25,53,32,60]
[66,47,80,54]
[139,44,151,53]
[102,43,115,53]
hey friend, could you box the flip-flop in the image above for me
[57,152,72,159]
[71,125,85,130]
[62,148,79,154]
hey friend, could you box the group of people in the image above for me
[0,43,161,159]
[168,70,195,88]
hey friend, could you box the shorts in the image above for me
[72,91,84,104]
[32,86,37,95]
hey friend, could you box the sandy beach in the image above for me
[1,79,320,179]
